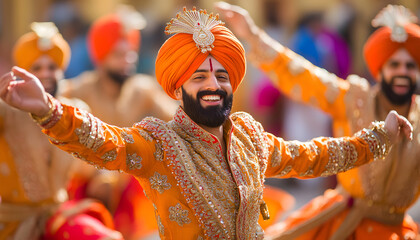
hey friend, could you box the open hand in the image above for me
[214,2,259,40]
[384,110,413,142]
[0,66,50,116]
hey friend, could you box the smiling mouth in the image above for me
[201,95,222,102]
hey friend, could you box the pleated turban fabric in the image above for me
[155,8,246,99]
[13,22,70,70]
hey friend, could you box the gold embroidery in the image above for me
[156,213,164,235]
[286,141,300,159]
[126,153,142,170]
[169,203,191,226]
[137,108,269,239]
[136,128,153,142]
[101,149,117,163]
[271,145,282,167]
[121,130,134,144]
[321,138,358,176]
[154,142,164,161]
[74,110,105,152]
[150,172,171,194]
[279,165,292,177]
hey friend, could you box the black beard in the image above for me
[380,75,416,106]
[40,78,58,97]
[181,87,233,128]
[106,69,131,85]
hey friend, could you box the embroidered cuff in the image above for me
[30,94,63,129]
[355,121,391,161]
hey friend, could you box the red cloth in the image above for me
[43,199,123,240]
[88,14,140,64]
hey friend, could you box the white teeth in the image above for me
[202,95,221,101]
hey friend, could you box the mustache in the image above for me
[390,75,413,83]
[196,89,227,99]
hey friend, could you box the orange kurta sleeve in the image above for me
[249,32,350,123]
[264,127,387,179]
[42,103,156,176]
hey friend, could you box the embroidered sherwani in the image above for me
[59,70,178,239]
[252,34,420,239]
[41,101,386,240]
[0,99,120,239]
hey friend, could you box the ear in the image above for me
[174,87,182,100]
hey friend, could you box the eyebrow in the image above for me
[194,69,228,73]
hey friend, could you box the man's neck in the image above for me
[200,124,226,155]
[377,91,412,118]
[97,70,122,99]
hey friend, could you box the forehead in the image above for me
[30,55,58,68]
[386,48,417,64]
[197,56,225,70]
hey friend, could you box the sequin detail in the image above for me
[74,110,105,152]
[126,153,142,170]
[150,172,171,194]
[321,138,358,176]
[101,150,117,163]
[121,130,135,144]
[169,203,191,226]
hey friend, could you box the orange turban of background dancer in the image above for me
[88,5,146,64]
[155,8,246,99]
[363,5,420,79]
[13,22,70,70]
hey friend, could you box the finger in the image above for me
[397,115,413,140]
[214,1,232,11]
[11,66,37,82]
[0,72,13,97]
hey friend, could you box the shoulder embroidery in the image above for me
[154,142,164,161]
[126,153,142,170]
[150,172,171,194]
[121,130,135,144]
[169,203,191,226]
[101,149,117,163]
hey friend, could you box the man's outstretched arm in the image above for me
[0,67,156,175]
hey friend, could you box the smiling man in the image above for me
[215,2,420,239]
[0,7,414,240]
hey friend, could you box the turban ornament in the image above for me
[165,7,224,53]
[371,5,418,42]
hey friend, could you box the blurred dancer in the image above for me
[0,22,121,240]
[217,3,420,239]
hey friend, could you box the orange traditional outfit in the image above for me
[34,8,392,240]
[59,7,178,240]
[249,5,420,240]
[0,22,122,240]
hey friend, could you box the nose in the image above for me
[37,68,52,79]
[204,73,221,90]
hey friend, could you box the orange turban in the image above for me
[363,14,420,79]
[13,22,70,71]
[88,11,143,64]
[155,9,246,99]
